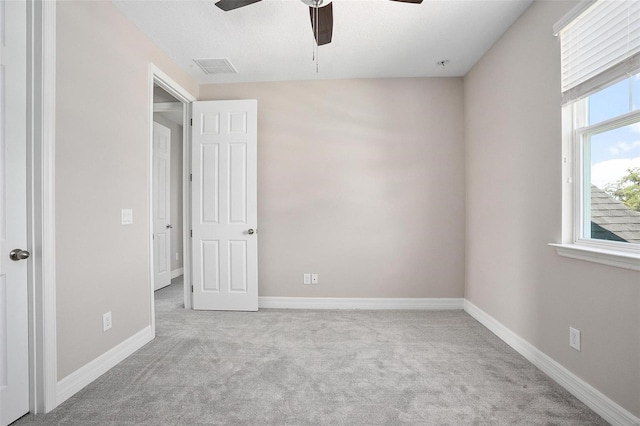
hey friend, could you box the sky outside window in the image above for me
[633,74,640,111]
[588,74,640,190]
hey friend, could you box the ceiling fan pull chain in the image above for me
[315,4,319,73]
[312,4,316,61]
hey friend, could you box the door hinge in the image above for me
[190,118,193,126]
[190,173,192,182]
[191,284,194,293]
[190,230,193,237]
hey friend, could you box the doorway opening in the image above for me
[152,85,184,292]
[148,66,195,327]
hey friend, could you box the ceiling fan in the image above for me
[213,0,423,46]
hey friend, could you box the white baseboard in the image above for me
[56,325,154,407]
[259,297,464,310]
[464,300,640,426]
[171,268,184,279]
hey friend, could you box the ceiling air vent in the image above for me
[193,58,237,75]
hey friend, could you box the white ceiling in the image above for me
[113,0,533,84]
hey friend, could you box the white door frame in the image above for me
[148,65,196,322]
[26,0,58,413]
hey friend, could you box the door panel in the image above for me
[228,144,247,224]
[201,144,219,224]
[153,122,171,290]
[192,100,257,311]
[202,241,220,291]
[0,0,29,424]
[228,240,248,292]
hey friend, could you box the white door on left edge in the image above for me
[153,122,171,290]
[0,0,29,424]
[191,100,258,311]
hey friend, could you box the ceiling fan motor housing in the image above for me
[301,0,332,7]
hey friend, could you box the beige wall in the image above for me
[200,78,466,298]
[56,1,197,379]
[152,114,184,273]
[464,0,640,417]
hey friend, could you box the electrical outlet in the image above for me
[103,312,112,332]
[569,327,580,351]
[311,273,318,284]
[303,273,311,285]
[121,209,133,225]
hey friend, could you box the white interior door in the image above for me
[0,0,30,424]
[191,100,258,311]
[153,122,171,290]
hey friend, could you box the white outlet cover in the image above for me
[311,274,318,284]
[103,312,112,331]
[121,209,133,225]
[569,327,581,351]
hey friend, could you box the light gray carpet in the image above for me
[14,278,607,425]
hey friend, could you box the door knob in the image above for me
[166,224,173,229]
[247,229,255,235]
[9,249,30,261]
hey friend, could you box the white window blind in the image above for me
[559,0,640,98]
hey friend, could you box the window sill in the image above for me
[549,243,640,272]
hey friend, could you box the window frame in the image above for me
[552,95,640,271]
[575,107,640,252]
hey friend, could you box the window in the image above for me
[553,0,640,270]
[575,75,640,246]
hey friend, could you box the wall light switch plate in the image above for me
[121,209,133,225]
[569,327,581,351]
[303,273,311,285]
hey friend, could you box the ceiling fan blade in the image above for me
[389,0,423,3]
[215,0,262,12]
[309,3,333,46]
